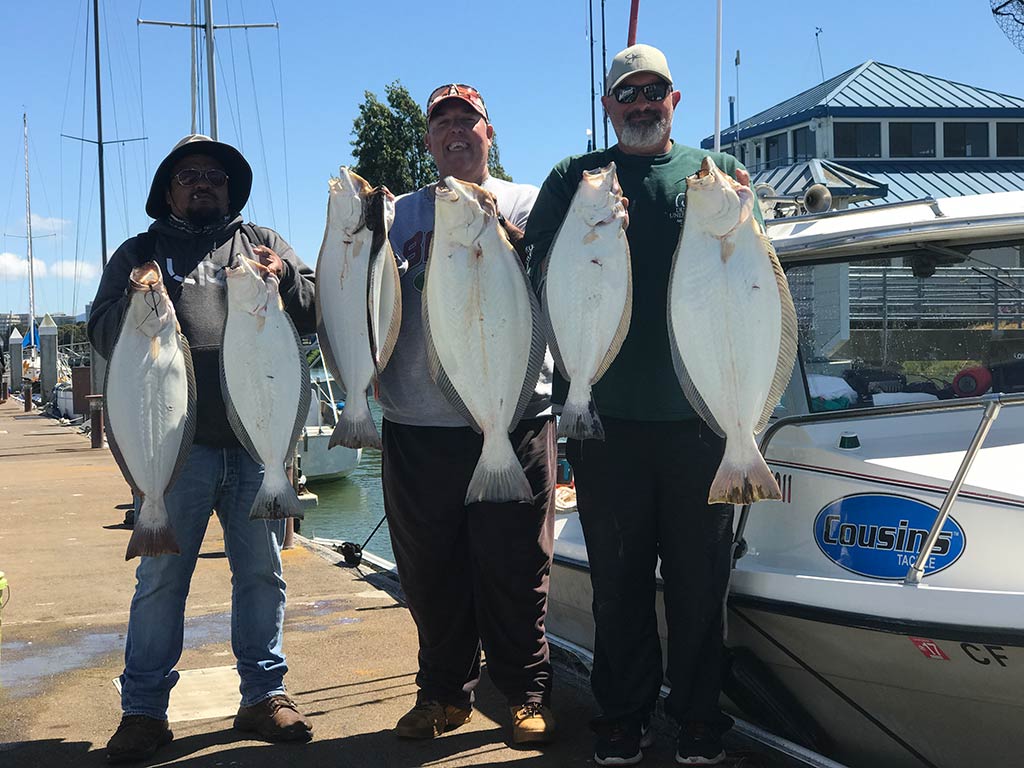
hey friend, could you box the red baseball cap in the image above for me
[426,83,489,122]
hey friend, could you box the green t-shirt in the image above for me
[525,142,751,421]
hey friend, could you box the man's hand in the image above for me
[735,168,751,186]
[252,245,284,278]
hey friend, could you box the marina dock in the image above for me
[0,399,792,767]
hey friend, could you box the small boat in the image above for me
[297,343,361,484]
[547,190,1024,768]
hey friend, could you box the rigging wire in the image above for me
[72,7,91,323]
[2,140,24,314]
[223,1,246,149]
[101,0,131,239]
[240,10,275,229]
[28,138,60,313]
[136,1,150,179]
[270,0,292,238]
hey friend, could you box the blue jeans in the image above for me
[120,444,288,719]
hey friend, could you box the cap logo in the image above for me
[624,52,642,63]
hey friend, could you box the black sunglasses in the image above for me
[173,168,229,187]
[612,82,670,104]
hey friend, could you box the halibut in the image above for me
[668,156,798,504]
[424,177,545,504]
[104,262,196,559]
[541,162,630,440]
[222,256,310,519]
[315,168,399,450]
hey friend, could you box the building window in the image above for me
[792,127,814,161]
[997,122,1024,157]
[889,122,935,158]
[834,123,881,158]
[765,133,786,168]
[944,123,989,157]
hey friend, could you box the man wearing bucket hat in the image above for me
[525,45,756,766]
[376,82,558,746]
[88,134,316,763]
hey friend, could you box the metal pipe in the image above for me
[600,0,608,148]
[731,393,1024,558]
[588,0,596,151]
[627,0,639,45]
[713,0,722,152]
[905,398,1002,584]
[92,0,108,267]
[23,114,36,349]
[203,0,218,139]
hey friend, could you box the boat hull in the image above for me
[298,426,360,482]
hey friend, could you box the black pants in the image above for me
[566,417,734,730]
[382,416,556,709]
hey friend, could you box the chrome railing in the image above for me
[732,393,1024,586]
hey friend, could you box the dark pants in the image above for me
[566,417,734,730]
[382,416,556,709]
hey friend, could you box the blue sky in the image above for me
[1,0,1022,321]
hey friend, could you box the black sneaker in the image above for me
[595,722,643,766]
[675,721,725,765]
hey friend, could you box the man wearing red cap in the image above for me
[375,83,557,746]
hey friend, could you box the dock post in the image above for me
[23,383,32,412]
[39,314,58,410]
[9,328,23,393]
[86,394,104,449]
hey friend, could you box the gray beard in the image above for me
[618,116,671,149]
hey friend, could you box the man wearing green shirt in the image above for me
[525,44,753,766]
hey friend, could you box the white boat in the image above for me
[547,190,1024,768]
[297,346,361,483]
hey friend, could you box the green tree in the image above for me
[487,134,512,181]
[352,80,514,190]
[351,82,432,194]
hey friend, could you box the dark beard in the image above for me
[186,205,226,226]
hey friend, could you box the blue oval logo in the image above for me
[813,494,966,580]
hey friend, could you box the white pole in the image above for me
[23,113,36,353]
[190,0,197,134]
[203,0,218,139]
[714,0,723,152]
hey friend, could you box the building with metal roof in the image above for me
[699,60,1024,211]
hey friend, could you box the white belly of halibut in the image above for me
[222,275,309,519]
[669,223,795,504]
[316,226,380,449]
[543,208,630,441]
[105,292,195,559]
[424,228,544,504]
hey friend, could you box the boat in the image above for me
[296,343,361,484]
[546,189,1024,768]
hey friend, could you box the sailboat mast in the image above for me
[93,0,108,267]
[23,113,36,351]
[203,0,218,139]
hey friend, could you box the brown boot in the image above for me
[106,715,173,764]
[395,700,472,739]
[233,694,313,742]
[510,702,556,745]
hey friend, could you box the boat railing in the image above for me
[732,393,1024,585]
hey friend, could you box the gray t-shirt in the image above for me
[378,175,553,427]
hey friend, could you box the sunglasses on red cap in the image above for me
[426,83,488,121]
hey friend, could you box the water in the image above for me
[298,400,394,563]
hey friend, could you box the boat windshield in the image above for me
[786,239,1024,414]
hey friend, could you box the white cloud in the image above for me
[29,214,70,236]
[0,251,42,278]
[50,261,100,281]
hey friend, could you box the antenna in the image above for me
[991,0,1024,54]
[814,27,826,82]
